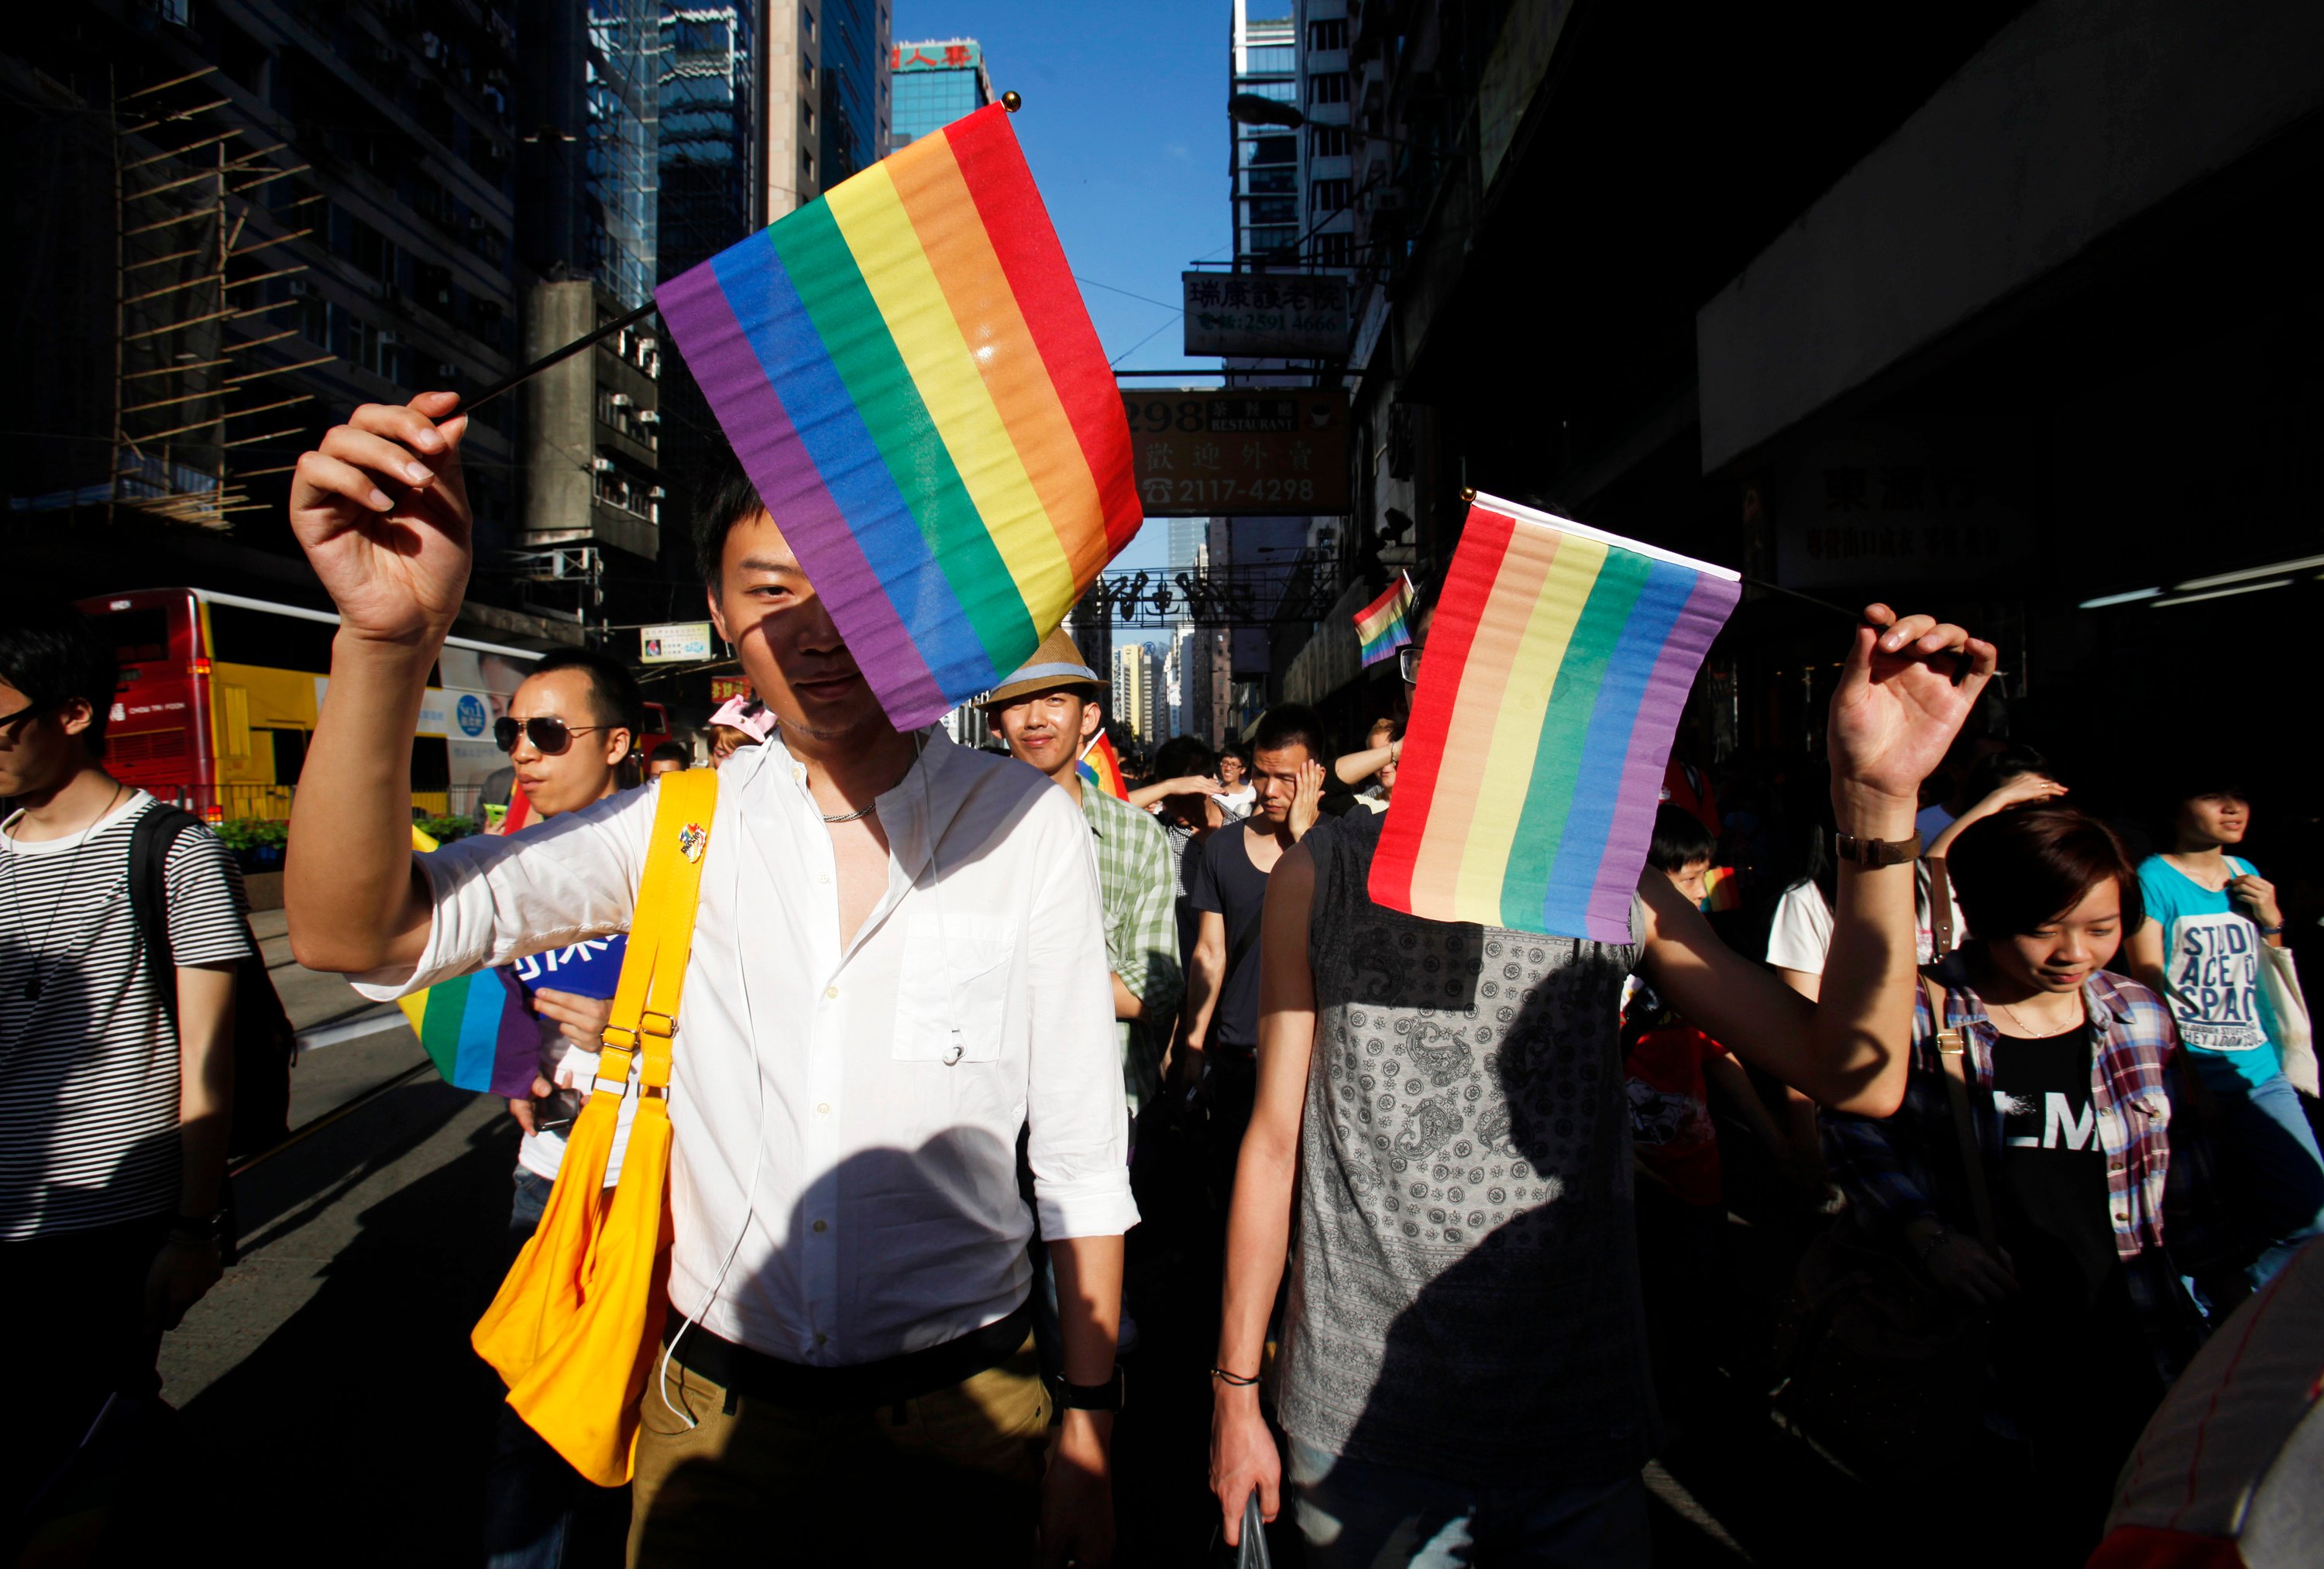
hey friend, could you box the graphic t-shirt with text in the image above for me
[2137,855,2279,1086]
[1989,1028,2118,1307]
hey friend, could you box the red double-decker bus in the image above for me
[75,588,553,823]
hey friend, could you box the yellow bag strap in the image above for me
[593,771,717,1098]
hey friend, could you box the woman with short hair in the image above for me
[1822,805,2207,1547]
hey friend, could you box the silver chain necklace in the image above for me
[5,781,126,1003]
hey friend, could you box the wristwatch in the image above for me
[1832,830,1922,867]
[1060,1365,1126,1413]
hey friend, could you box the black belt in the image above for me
[662,1299,1035,1412]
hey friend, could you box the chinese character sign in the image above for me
[1181,271,1353,358]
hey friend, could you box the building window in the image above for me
[804,105,815,132]
[1309,72,1348,106]
[1244,45,1295,72]
[1243,134,1297,167]
[1309,125,1348,157]
[1312,177,1351,213]
[1308,18,1347,50]
[1246,196,1297,225]
[802,5,815,40]
[1246,225,1298,256]
[1312,232,1353,267]
[1245,166,1295,194]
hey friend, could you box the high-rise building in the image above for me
[517,0,663,565]
[1113,642,1164,746]
[659,5,763,281]
[1,0,542,604]
[891,38,992,148]
[1295,1,1353,270]
[765,1,889,221]
[1229,5,1298,267]
[654,4,765,644]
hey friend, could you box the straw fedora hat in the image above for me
[978,626,1106,709]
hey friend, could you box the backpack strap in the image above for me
[592,771,718,1101]
[128,802,202,1031]
[1923,973,1998,1249]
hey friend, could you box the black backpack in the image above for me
[127,805,298,1162]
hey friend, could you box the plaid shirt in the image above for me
[1081,787,1182,1113]
[1823,966,2180,1260]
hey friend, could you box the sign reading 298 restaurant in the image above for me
[1122,390,1348,516]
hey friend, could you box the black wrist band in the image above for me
[169,1213,221,1242]
[1061,1365,1125,1413]
[1209,1365,1260,1388]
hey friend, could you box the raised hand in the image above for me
[1828,604,1997,823]
[289,390,473,645]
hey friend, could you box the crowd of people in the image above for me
[3,388,2318,1568]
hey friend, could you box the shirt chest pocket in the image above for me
[892,913,1015,1065]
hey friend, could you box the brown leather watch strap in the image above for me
[1833,830,1923,867]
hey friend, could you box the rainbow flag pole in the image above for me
[1077,730,1129,800]
[1353,572,1416,668]
[656,101,1139,731]
[1370,491,1741,942]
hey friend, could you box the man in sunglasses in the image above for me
[486,644,645,1568]
[282,395,1132,1568]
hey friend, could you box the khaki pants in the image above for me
[627,1334,1051,1567]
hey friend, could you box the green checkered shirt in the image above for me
[1079,785,1183,1113]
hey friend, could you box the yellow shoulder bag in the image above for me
[471,768,717,1485]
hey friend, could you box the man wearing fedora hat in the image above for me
[984,627,1182,1118]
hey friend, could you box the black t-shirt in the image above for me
[1185,819,1328,1050]
[1989,1029,2119,1307]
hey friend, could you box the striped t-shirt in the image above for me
[1,790,254,1239]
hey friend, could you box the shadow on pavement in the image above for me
[183,1097,517,1567]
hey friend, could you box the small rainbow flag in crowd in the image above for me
[1353,572,1417,668]
[1700,865,1744,914]
[1078,730,1129,800]
[1370,493,1741,942]
[400,825,538,1095]
[657,103,1140,730]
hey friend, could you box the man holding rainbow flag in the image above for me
[284,102,1144,1568]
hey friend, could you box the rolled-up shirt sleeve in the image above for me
[1023,791,1140,1241]
[348,783,656,1000]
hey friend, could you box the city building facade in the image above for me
[2,0,570,650]
[890,37,992,148]
[763,0,888,221]
[1243,0,2324,798]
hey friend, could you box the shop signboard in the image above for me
[1181,271,1352,359]
[1123,390,1347,516]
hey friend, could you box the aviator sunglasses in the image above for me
[494,716,614,755]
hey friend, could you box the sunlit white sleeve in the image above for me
[348,781,657,1000]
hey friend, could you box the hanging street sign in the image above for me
[1181,272,1353,358]
[1122,390,1348,516]
[640,622,713,664]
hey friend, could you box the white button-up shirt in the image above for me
[354,729,1136,1365]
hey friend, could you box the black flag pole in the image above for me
[458,298,658,414]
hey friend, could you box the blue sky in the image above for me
[892,0,1229,591]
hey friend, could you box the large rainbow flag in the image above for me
[400,825,538,1095]
[656,103,1140,730]
[1370,493,1740,942]
[1353,572,1416,668]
